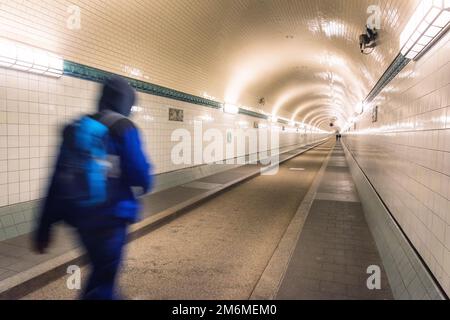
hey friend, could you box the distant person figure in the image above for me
[34,76,153,300]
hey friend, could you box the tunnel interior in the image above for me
[0,0,449,301]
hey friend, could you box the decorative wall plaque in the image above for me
[169,108,184,122]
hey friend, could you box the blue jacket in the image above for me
[36,76,152,242]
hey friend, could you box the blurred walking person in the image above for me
[34,76,153,300]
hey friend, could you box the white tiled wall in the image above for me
[344,32,450,296]
[133,93,327,174]
[0,66,328,240]
[0,69,97,208]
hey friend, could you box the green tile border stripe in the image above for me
[63,61,222,110]
[238,108,268,120]
[64,60,272,120]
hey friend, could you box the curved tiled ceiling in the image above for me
[0,0,420,130]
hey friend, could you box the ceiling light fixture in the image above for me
[355,102,364,114]
[0,37,63,77]
[400,0,450,60]
[223,103,239,115]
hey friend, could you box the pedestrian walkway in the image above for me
[276,143,393,300]
[0,140,327,299]
[23,140,335,300]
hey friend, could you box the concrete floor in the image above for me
[277,143,393,300]
[23,142,334,300]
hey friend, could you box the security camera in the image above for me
[359,25,378,54]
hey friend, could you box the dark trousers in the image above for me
[76,219,128,300]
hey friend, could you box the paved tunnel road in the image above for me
[24,141,334,300]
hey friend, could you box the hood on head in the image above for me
[98,76,136,116]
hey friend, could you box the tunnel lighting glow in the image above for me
[355,102,364,114]
[319,52,347,68]
[237,121,249,129]
[203,92,218,101]
[0,37,63,77]
[123,65,143,78]
[258,123,268,129]
[308,20,347,39]
[223,103,239,115]
[317,72,345,85]
[198,115,214,123]
[143,115,154,122]
[400,0,450,60]
[131,106,143,113]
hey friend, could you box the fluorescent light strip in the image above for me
[223,103,239,114]
[400,0,450,60]
[0,37,63,77]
